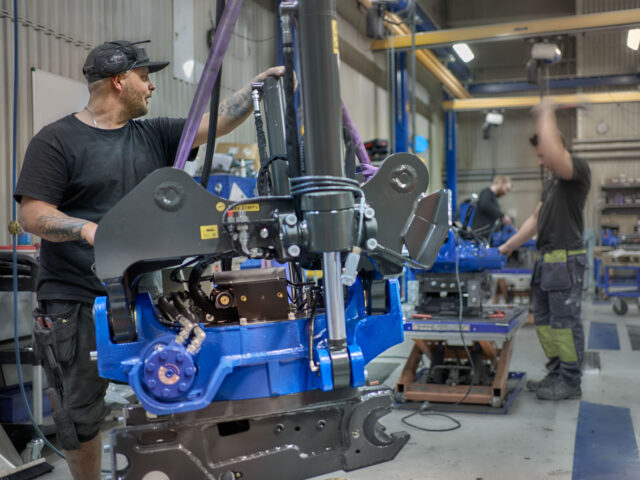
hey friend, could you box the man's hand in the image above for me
[502,214,512,226]
[498,243,513,258]
[252,65,297,90]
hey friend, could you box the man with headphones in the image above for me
[14,40,284,480]
[499,100,590,403]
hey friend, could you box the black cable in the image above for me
[401,407,462,432]
[200,0,226,189]
[257,155,287,196]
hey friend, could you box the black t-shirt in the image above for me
[14,114,189,303]
[537,156,591,251]
[471,187,503,235]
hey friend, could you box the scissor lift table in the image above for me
[396,305,528,407]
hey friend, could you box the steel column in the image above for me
[445,111,457,217]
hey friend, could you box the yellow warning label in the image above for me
[200,225,219,240]
[332,19,339,54]
[231,203,260,212]
[215,202,226,212]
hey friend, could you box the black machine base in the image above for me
[109,387,409,480]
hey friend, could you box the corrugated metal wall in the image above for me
[1,0,404,245]
[575,0,640,231]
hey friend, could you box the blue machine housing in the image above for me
[95,278,404,415]
[427,230,505,273]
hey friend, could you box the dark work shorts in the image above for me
[36,300,110,443]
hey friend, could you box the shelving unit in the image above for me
[600,183,640,215]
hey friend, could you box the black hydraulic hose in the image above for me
[283,29,300,179]
[200,0,226,188]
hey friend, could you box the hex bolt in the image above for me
[351,429,360,439]
[287,245,301,257]
[431,280,437,286]
[274,424,284,434]
[316,420,326,430]
[364,207,375,219]
[285,214,298,226]
[365,238,378,251]
[259,227,269,239]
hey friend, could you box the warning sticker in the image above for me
[231,203,260,212]
[200,225,219,240]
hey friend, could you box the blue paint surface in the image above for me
[587,322,620,350]
[573,401,640,479]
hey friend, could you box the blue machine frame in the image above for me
[95,278,404,415]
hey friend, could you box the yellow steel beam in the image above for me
[358,0,471,99]
[372,9,640,50]
[442,91,640,111]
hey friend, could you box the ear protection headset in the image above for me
[93,43,136,75]
[91,40,150,77]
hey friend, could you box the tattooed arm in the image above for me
[193,66,286,146]
[20,196,97,246]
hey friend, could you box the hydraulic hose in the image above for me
[200,0,226,189]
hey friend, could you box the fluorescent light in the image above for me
[452,43,475,63]
[627,29,640,51]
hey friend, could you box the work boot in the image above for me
[536,379,581,400]
[526,374,558,392]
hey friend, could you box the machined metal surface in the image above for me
[109,387,409,480]
[323,252,347,342]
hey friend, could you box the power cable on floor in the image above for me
[399,229,478,433]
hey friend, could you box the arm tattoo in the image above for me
[218,88,252,123]
[36,211,88,242]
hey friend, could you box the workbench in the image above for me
[396,305,528,407]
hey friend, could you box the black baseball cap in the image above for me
[82,40,169,83]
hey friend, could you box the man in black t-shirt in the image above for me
[499,100,590,402]
[471,174,513,238]
[14,40,284,480]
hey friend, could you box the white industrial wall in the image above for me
[576,0,640,232]
[0,0,413,246]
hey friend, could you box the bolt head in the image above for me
[287,244,301,257]
[285,214,298,226]
[365,238,378,251]
[260,227,269,238]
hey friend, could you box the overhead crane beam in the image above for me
[358,0,471,99]
[442,91,640,111]
[371,9,640,51]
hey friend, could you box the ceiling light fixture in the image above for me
[452,43,475,63]
[627,29,640,51]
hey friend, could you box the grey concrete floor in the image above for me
[35,298,640,480]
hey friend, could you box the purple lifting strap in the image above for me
[341,100,378,180]
[173,0,244,170]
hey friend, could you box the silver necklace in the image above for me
[84,106,98,127]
